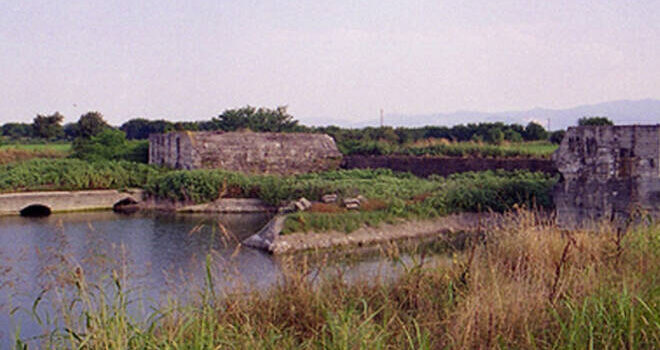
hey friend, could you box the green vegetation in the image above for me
[144,168,435,205]
[284,170,557,233]
[318,122,554,157]
[31,112,65,140]
[143,168,557,233]
[578,116,614,126]
[3,106,561,160]
[19,212,660,349]
[399,140,558,158]
[212,105,301,132]
[0,158,161,192]
[73,129,149,163]
[0,143,71,153]
[0,143,71,164]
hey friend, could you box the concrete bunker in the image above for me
[20,204,52,217]
[553,124,660,228]
[148,131,342,175]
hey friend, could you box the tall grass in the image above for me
[17,210,659,348]
[284,170,557,233]
[146,168,557,234]
[144,168,445,205]
[0,158,162,192]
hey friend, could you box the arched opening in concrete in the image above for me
[20,204,52,217]
[113,197,139,214]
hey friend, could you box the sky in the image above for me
[1,1,659,126]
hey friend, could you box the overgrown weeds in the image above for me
[16,211,660,349]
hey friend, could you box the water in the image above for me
[0,211,432,346]
[0,211,275,344]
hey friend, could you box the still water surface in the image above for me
[0,211,418,345]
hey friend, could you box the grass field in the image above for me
[0,143,71,164]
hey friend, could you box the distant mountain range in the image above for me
[344,99,660,130]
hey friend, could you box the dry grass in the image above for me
[17,210,660,349]
[0,147,68,164]
[359,199,389,211]
[309,202,346,213]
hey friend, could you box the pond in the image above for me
[0,211,433,346]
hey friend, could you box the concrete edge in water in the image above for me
[0,189,145,216]
[0,190,275,216]
[245,212,503,255]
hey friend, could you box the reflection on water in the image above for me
[0,211,450,345]
[0,211,274,344]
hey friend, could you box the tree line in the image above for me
[2,106,614,148]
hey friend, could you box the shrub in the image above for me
[73,129,149,163]
[578,116,613,126]
[549,130,566,144]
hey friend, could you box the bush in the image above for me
[549,130,566,144]
[578,116,614,126]
[73,129,149,163]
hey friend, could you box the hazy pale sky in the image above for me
[1,1,658,125]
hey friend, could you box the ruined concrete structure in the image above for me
[553,125,660,228]
[149,131,342,175]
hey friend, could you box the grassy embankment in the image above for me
[18,210,660,349]
[0,158,160,192]
[0,159,557,233]
[145,168,558,233]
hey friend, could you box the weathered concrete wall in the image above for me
[0,189,144,216]
[149,131,342,174]
[553,125,660,228]
[148,131,196,169]
[342,155,557,177]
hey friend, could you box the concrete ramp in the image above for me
[0,189,144,216]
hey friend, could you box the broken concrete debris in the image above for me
[321,194,338,203]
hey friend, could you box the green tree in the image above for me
[2,122,33,139]
[485,127,505,144]
[577,116,613,126]
[62,123,78,140]
[522,122,548,141]
[549,130,566,144]
[76,111,110,138]
[32,112,64,140]
[120,118,175,139]
[212,105,299,132]
[73,128,128,161]
[503,129,523,142]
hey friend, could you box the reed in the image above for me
[15,210,659,349]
